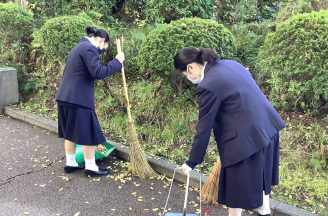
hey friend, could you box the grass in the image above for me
[272,113,328,215]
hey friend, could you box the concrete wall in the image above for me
[0,68,19,114]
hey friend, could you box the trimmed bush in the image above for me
[258,10,328,115]
[145,0,216,23]
[0,2,33,57]
[32,13,97,62]
[137,18,237,78]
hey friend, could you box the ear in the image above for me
[186,64,192,72]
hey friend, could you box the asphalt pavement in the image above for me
[0,115,252,216]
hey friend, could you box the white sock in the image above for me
[258,191,271,215]
[66,154,78,167]
[229,208,242,216]
[85,158,99,172]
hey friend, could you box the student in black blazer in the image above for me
[56,27,125,177]
[174,48,285,216]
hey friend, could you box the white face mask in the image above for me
[187,72,204,84]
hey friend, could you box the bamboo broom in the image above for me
[201,159,221,204]
[116,37,156,178]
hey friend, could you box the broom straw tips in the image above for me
[116,37,156,178]
[201,159,221,205]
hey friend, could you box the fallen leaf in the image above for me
[58,176,69,182]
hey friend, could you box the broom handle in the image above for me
[183,173,190,216]
[116,37,132,121]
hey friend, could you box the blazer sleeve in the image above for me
[186,87,221,169]
[84,47,122,80]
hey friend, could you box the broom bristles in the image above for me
[128,120,157,178]
[201,159,221,205]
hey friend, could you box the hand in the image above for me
[116,51,125,63]
[178,163,192,175]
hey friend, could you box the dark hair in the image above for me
[174,48,219,71]
[85,26,110,42]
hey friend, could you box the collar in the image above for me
[81,37,90,43]
[82,37,99,48]
[204,60,218,74]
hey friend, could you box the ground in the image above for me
[0,115,251,216]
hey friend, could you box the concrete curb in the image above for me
[3,106,318,216]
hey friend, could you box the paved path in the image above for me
[0,115,252,216]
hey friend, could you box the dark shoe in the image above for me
[258,214,270,216]
[64,165,84,173]
[84,168,111,177]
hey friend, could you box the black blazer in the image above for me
[57,38,122,109]
[186,60,285,168]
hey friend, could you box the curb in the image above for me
[3,106,318,216]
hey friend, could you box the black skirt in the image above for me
[57,101,106,146]
[218,133,280,210]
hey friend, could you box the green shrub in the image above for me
[112,25,157,77]
[276,0,328,22]
[258,11,328,115]
[231,20,275,84]
[137,18,237,78]
[0,2,33,59]
[28,0,116,23]
[217,0,281,24]
[32,13,97,62]
[145,0,217,23]
[125,0,147,20]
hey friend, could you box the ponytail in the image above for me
[174,47,220,72]
[199,48,219,64]
[86,26,96,37]
[85,26,110,42]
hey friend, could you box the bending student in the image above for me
[174,47,285,216]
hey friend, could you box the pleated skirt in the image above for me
[57,101,105,146]
[218,133,280,210]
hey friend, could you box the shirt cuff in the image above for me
[186,160,198,169]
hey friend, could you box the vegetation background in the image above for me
[0,0,327,214]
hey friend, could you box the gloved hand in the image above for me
[178,163,192,175]
[116,51,125,63]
